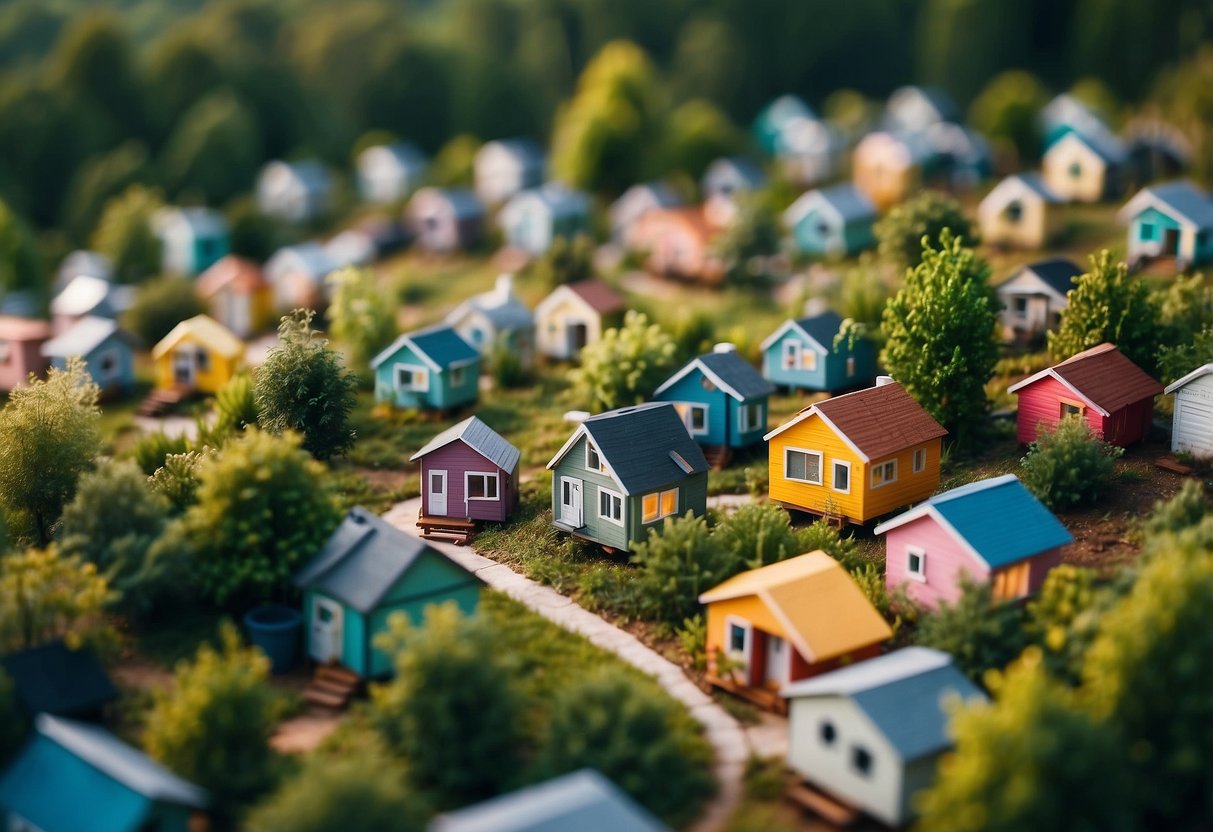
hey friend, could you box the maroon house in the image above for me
[1007,343,1162,447]
[410,416,520,524]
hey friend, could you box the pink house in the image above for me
[410,416,520,525]
[874,475,1072,610]
[0,316,52,392]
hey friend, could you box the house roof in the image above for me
[294,506,477,613]
[784,183,875,227]
[985,173,1059,206]
[481,138,545,167]
[1053,126,1127,164]
[42,316,130,359]
[1006,343,1162,417]
[546,402,709,495]
[654,348,775,402]
[196,256,267,298]
[698,551,892,665]
[151,314,244,361]
[634,206,717,244]
[431,769,670,832]
[565,279,626,315]
[506,183,589,220]
[1122,117,1194,164]
[57,250,112,286]
[1165,363,1213,395]
[1118,180,1213,230]
[764,381,947,462]
[0,641,118,717]
[266,242,338,280]
[266,159,331,191]
[999,257,1082,299]
[410,415,521,473]
[446,275,533,332]
[0,315,52,341]
[759,94,817,131]
[783,647,985,761]
[413,187,485,220]
[703,157,767,190]
[155,206,227,238]
[370,324,479,371]
[760,311,847,353]
[51,275,133,319]
[362,141,427,171]
[885,86,958,128]
[1041,93,1107,137]
[874,474,1073,569]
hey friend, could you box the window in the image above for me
[781,341,801,370]
[598,488,623,524]
[832,460,850,494]
[585,442,606,473]
[675,403,709,436]
[913,447,927,473]
[642,488,679,523]
[195,346,210,371]
[466,472,499,500]
[785,448,823,485]
[1013,296,1028,316]
[1060,400,1084,418]
[993,561,1031,600]
[1068,161,1082,179]
[700,376,717,392]
[1140,222,1156,241]
[845,356,855,377]
[738,402,762,433]
[907,547,926,581]
[816,221,831,238]
[728,621,748,655]
[819,720,837,746]
[851,746,873,777]
[450,366,467,387]
[1004,199,1023,222]
[801,349,818,372]
[871,460,897,488]
[395,364,429,392]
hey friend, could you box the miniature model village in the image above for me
[2,13,1213,832]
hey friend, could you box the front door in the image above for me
[428,469,448,516]
[764,634,790,688]
[559,477,583,527]
[568,322,589,354]
[311,596,343,663]
[173,349,194,386]
[1164,227,1181,257]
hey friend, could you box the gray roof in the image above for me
[294,507,475,613]
[372,324,480,370]
[784,647,985,761]
[35,714,208,808]
[410,416,521,473]
[160,207,228,238]
[704,157,767,190]
[1061,125,1127,164]
[372,141,428,170]
[448,276,534,331]
[1008,172,1059,202]
[279,159,332,191]
[424,187,486,220]
[562,402,709,494]
[1130,180,1213,229]
[430,769,670,832]
[794,310,846,349]
[41,316,128,358]
[656,349,775,402]
[1011,258,1083,297]
[786,183,875,226]
[51,275,133,319]
[485,138,546,167]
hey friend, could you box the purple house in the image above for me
[410,416,521,524]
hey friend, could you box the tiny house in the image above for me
[51,275,134,334]
[533,279,626,362]
[784,183,877,258]
[1164,364,1213,458]
[609,182,683,245]
[754,94,817,156]
[371,325,481,411]
[294,507,482,678]
[1007,343,1162,447]
[41,316,136,397]
[978,174,1063,250]
[445,274,534,366]
[0,316,51,392]
[653,343,775,451]
[1118,180,1213,270]
[882,85,957,135]
[264,243,337,313]
[257,159,333,223]
[356,141,428,204]
[410,416,521,524]
[1040,93,1109,149]
[995,257,1082,344]
[150,314,244,394]
[153,207,230,277]
[196,255,274,339]
[773,117,847,188]
[1042,129,1127,203]
[875,475,1072,610]
[701,157,766,202]
[628,206,725,284]
[547,402,709,552]
[407,187,486,253]
[498,183,590,255]
[761,310,875,393]
[852,131,928,211]
[474,138,546,206]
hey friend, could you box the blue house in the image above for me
[498,183,591,255]
[41,316,136,397]
[754,94,816,156]
[653,344,775,450]
[1119,180,1213,270]
[0,714,208,832]
[760,310,876,393]
[152,207,230,277]
[371,325,481,411]
[783,183,877,257]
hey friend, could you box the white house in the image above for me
[534,278,626,362]
[153,206,230,277]
[356,142,428,204]
[474,138,546,206]
[264,242,338,312]
[498,183,591,255]
[257,160,333,223]
[1165,364,1213,458]
[1118,180,1213,270]
[978,173,1063,250]
[882,86,957,135]
[50,275,135,335]
[994,257,1082,344]
[609,182,683,244]
[785,647,985,827]
[774,116,847,187]
[1042,129,1127,203]
[445,274,535,366]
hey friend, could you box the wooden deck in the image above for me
[417,515,476,546]
[705,672,788,714]
[786,777,861,827]
[136,385,192,417]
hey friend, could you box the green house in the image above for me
[547,402,710,553]
[294,506,483,679]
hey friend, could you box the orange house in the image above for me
[628,206,726,285]
[764,379,947,525]
[699,551,892,711]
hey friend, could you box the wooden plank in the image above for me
[303,687,349,709]
[786,781,859,827]
[1156,456,1193,475]
[315,664,360,686]
[416,517,476,529]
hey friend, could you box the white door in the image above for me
[428,470,448,516]
[559,477,583,526]
[311,596,343,663]
[764,635,790,687]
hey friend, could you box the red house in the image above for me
[1007,343,1162,446]
[410,416,520,528]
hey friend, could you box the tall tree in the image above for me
[967,70,1049,165]
[874,189,975,270]
[89,184,165,284]
[0,196,43,297]
[60,141,151,243]
[159,89,263,205]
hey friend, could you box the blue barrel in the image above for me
[243,605,303,674]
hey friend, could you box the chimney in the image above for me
[495,273,515,300]
[713,342,737,354]
[802,296,828,317]
[875,375,895,387]
[563,410,590,424]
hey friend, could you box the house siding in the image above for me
[628,472,708,547]
[1172,374,1213,457]
[419,439,515,523]
[980,187,1056,250]
[1042,136,1114,202]
[535,293,611,361]
[885,515,990,609]
[1014,374,1153,446]
[153,337,240,394]
[74,335,134,394]
[550,435,632,551]
[762,332,874,393]
[367,574,481,678]
[654,370,769,449]
[373,343,480,410]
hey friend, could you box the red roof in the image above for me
[1012,343,1162,414]
[0,316,52,342]
[811,381,947,460]
[567,279,625,315]
[196,256,267,299]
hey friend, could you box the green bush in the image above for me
[874,189,975,270]
[122,276,204,344]
[712,502,808,571]
[132,430,192,475]
[147,449,213,514]
[570,311,677,411]
[1141,479,1209,538]
[915,578,1030,684]
[629,512,734,625]
[1020,416,1123,510]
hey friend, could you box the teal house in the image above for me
[371,324,481,411]
[653,344,775,450]
[0,714,208,832]
[783,183,877,257]
[547,402,709,552]
[760,310,876,392]
[1118,180,1213,271]
[294,506,482,678]
[754,94,816,156]
[153,207,230,277]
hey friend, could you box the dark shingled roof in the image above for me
[0,641,117,718]
[1010,343,1162,415]
[576,403,709,494]
[294,507,477,613]
[812,381,947,461]
[794,310,845,351]
[372,324,479,370]
[1019,257,1083,297]
[410,415,521,473]
[696,351,776,400]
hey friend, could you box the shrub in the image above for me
[214,373,259,436]
[528,234,594,290]
[147,449,213,514]
[326,266,397,371]
[915,578,1030,684]
[678,614,708,671]
[874,189,975,269]
[570,311,677,411]
[1024,565,1107,684]
[629,512,734,626]
[1141,479,1209,538]
[1020,416,1123,510]
[122,276,204,344]
[0,546,116,654]
[712,502,808,572]
[132,430,191,475]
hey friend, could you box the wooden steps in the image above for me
[304,664,360,710]
[703,445,733,471]
[786,778,860,827]
[136,386,191,417]
[417,516,476,546]
[704,672,788,715]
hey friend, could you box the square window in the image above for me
[1004,200,1023,222]
[467,473,498,500]
[598,489,623,523]
[0,342,9,365]
[451,366,467,387]
[785,449,822,485]
[195,347,210,371]
[1061,401,1083,418]
[689,405,708,433]
[832,460,850,493]
[852,746,873,776]
[1013,296,1028,314]
[913,448,927,473]
[396,365,428,392]
[1068,162,1082,179]
[801,350,818,372]
[1140,222,1156,241]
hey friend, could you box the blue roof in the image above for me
[371,325,480,370]
[1125,180,1213,229]
[785,183,875,226]
[655,348,775,402]
[874,475,1072,569]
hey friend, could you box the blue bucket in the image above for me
[243,605,303,674]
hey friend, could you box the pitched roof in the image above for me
[546,402,709,495]
[196,256,268,298]
[784,183,876,227]
[294,507,477,613]
[0,641,117,717]
[446,275,533,331]
[985,173,1059,205]
[1054,125,1127,164]
[874,474,1072,569]
[155,206,227,238]
[265,242,337,279]
[1165,363,1213,395]
[481,137,545,166]
[151,314,244,361]
[413,187,485,219]
[999,257,1082,298]
[410,415,521,473]
[759,94,817,130]
[565,279,626,315]
[506,183,590,219]
[371,324,479,371]
[362,141,427,170]
[41,316,129,359]
[1118,180,1213,230]
[272,159,331,190]
[783,647,985,761]
[703,157,767,190]
[698,551,892,664]
[764,381,947,462]
[0,315,52,341]
[654,348,775,402]
[51,275,132,319]
[760,311,847,353]
[431,769,670,832]
[1007,343,1162,416]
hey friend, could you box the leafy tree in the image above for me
[159,88,263,205]
[0,196,42,300]
[246,744,428,832]
[0,546,114,652]
[662,98,745,180]
[326,267,397,371]
[0,668,25,765]
[915,579,1029,684]
[148,450,214,514]
[255,310,358,461]
[535,671,715,825]
[967,70,1048,165]
[144,623,281,819]
[914,0,1030,104]
[225,197,279,262]
[0,358,101,546]
[371,604,527,808]
[0,81,91,228]
[179,429,340,606]
[428,134,480,187]
[822,89,879,138]
[874,190,974,270]
[144,28,224,139]
[122,276,204,344]
[528,235,595,291]
[60,141,151,243]
[669,16,745,114]
[571,311,677,411]
[1024,565,1108,684]
[916,650,1133,832]
[132,430,192,476]
[1153,272,1213,345]
[214,373,259,437]
[89,184,165,284]
[629,512,733,625]
[1019,416,1123,510]
[1158,323,1213,385]
[711,193,782,284]
[880,232,998,444]
[1048,250,1161,372]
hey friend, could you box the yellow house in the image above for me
[764,379,946,525]
[698,551,892,710]
[152,314,245,394]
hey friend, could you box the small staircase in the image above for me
[703,445,733,471]
[136,386,191,417]
[303,664,360,710]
